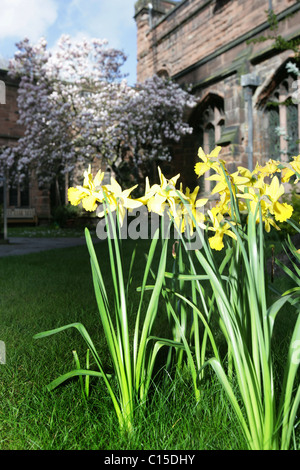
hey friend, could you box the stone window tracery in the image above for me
[188,92,225,194]
[198,100,225,193]
[265,73,300,162]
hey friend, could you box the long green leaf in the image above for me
[46,369,112,391]
[162,286,219,361]
[279,313,300,449]
[206,357,253,448]
[34,322,122,423]
[133,230,160,368]
[134,236,169,393]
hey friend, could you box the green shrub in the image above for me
[52,204,80,227]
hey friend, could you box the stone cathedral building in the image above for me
[134,0,300,191]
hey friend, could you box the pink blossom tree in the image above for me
[0,35,196,198]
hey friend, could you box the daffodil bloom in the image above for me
[289,155,300,180]
[194,198,208,229]
[145,167,182,216]
[263,214,281,233]
[101,177,143,226]
[68,187,87,206]
[207,210,237,251]
[171,185,196,234]
[68,166,107,212]
[281,167,295,183]
[237,165,265,190]
[281,155,300,183]
[186,186,208,229]
[173,186,208,235]
[81,192,104,212]
[206,168,250,219]
[210,191,231,218]
[207,170,250,197]
[83,165,105,190]
[194,146,223,177]
[236,186,275,229]
[137,176,156,205]
[265,176,293,222]
[254,159,281,177]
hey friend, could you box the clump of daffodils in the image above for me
[68,147,300,251]
[194,146,297,249]
[68,163,207,235]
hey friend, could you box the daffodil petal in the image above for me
[82,195,98,212]
[209,233,224,251]
[195,198,208,208]
[195,162,210,176]
[68,187,85,206]
[272,202,293,222]
[124,198,144,210]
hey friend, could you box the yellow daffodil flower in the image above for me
[101,177,143,226]
[83,165,105,190]
[194,146,223,177]
[145,167,182,216]
[68,187,86,206]
[281,167,295,183]
[281,155,300,183]
[207,170,250,196]
[210,191,231,219]
[265,176,293,222]
[173,186,208,235]
[263,214,281,233]
[289,155,300,179]
[68,166,106,212]
[207,210,237,251]
[194,198,208,229]
[237,165,265,190]
[254,159,281,177]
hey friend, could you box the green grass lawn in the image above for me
[7,224,86,238]
[0,230,298,450]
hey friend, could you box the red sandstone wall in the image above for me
[135,0,300,186]
[136,0,299,83]
[0,71,51,220]
[0,72,23,146]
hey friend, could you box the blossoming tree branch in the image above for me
[0,35,196,194]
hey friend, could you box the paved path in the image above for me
[0,237,96,257]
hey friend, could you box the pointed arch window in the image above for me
[263,69,300,163]
[197,98,224,193]
[286,103,299,157]
[207,123,216,153]
[267,105,280,159]
[188,92,225,194]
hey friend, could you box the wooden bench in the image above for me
[6,208,38,225]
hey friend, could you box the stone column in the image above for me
[241,73,261,172]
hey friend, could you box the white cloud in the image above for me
[58,0,136,49]
[0,0,58,41]
[52,0,137,83]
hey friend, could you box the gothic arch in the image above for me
[191,92,224,120]
[256,58,298,108]
[156,67,170,79]
[189,92,225,193]
[256,58,300,161]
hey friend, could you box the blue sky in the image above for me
[0,0,139,85]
